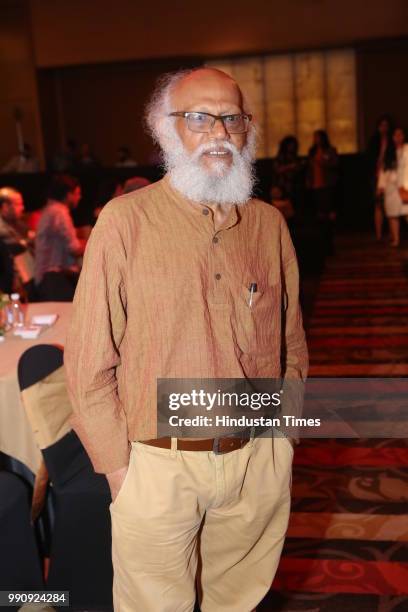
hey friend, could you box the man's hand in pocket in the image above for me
[107,465,128,502]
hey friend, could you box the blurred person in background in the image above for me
[306,129,339,255]
[270,185,295,224]
[115,146,138,168]
[92,177,124,221]
[78,143,100,170]
[93,176,151,220]
[34,175,86,301]
[0,188,26,237]
[0,187,34,295]
[272,135,304,210]
[52,138,79,173]
[26,208,43,234]
[122,175,151,194]
[1,142,40,174]
[378,127,408,247]
[366,114,394,240]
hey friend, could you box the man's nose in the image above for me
[209,117,229,139]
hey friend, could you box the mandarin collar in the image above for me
[161,174,243,230]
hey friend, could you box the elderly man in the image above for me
[65,68,308,612]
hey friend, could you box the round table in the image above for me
[0,302,72,474]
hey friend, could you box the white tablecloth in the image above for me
[0,302,72,473]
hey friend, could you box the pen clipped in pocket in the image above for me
[232,282,279,354]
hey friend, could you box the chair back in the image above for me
[17,344,93,486]
[18,344,63,391]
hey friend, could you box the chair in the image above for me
[18,344,113,610]
[0,471,43,590]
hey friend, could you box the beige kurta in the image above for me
[64,176,308,473]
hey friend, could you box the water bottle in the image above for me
[8,293,25,328]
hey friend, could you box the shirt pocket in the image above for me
[232,282,281,356]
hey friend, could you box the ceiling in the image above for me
[29,0,408,68]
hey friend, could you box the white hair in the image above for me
[144,68,258,205]
[145,69,195,147]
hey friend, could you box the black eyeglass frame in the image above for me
[169,111,253,133]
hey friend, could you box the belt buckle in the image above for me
[212,428,253,455]
[212,434,242,454]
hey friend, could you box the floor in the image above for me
[259,234,408,611]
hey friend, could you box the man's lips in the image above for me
[201,149,232,157]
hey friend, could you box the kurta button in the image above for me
[215,273,221,280]
[202,208,209,215]
[212,236,219,244]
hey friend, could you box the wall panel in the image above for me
[264,56,296,157]
[210,48,358,157]
[294,52,326,154]
[326,50,357,153]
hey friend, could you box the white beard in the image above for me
[161,130,256,206]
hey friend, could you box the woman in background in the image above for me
[272,135,304,208]
[366,115,394,240]
[378,127,408,247]
[306,130,339,255]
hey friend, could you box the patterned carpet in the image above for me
[261,235,408,612]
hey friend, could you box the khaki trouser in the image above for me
[110,434,293,612]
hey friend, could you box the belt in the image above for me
[140,436,250,454]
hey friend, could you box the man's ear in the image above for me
[155,116,177,150]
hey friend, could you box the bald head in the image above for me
[145,67,251,144]
[0,187,24,222]
[170,68,244,115]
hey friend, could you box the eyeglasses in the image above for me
[169,111,252,134]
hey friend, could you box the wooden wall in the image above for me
[0,0,44,168]
[38,59,200,166]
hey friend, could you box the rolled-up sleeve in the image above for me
[64,205,129,473]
